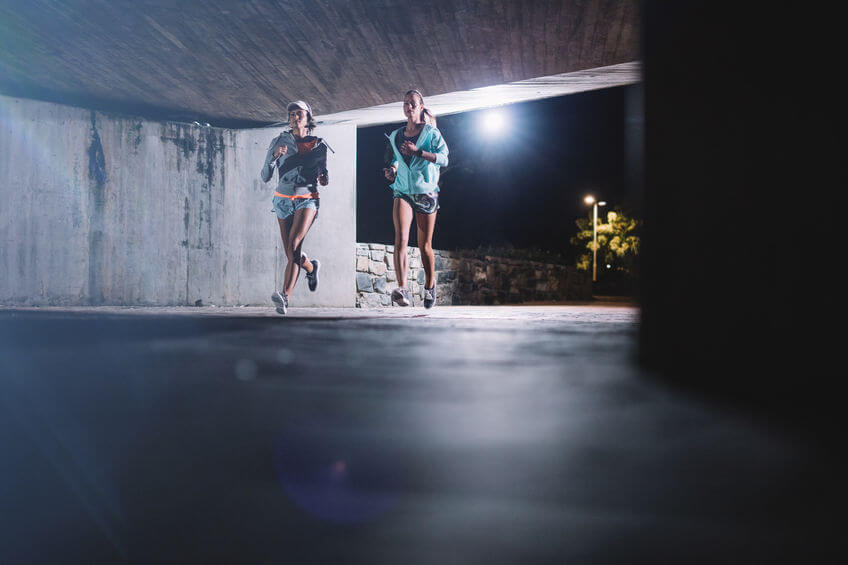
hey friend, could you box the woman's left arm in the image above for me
[317,142,329,185]
[416,129,449,167]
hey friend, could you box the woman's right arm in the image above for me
[261,136,288,182]
[260,138,277,182]
[383,140,397,181]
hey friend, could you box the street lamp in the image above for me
[584,195,607,282]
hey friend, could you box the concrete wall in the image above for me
[0,95,356,306]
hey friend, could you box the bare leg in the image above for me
[283,206,317,297]
[277,216,294,292]
[393,197,414,288]
[416,209,437,289]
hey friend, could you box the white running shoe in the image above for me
[271,291,288,315]
[391,287,411,307]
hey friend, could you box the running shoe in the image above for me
[391,287,411,307]
[423,286,436,309]
[272,291,288,315]
[306,259,320,291]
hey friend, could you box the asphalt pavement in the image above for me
[0,305,841,563]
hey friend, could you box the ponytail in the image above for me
[421,107,437,127]
[306,114,318,134]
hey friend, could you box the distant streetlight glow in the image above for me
[481,109,506,133]
[584,195,607,282]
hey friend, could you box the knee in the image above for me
[419,241,433,256]
[394,231,408,248]
[287,242,302,263]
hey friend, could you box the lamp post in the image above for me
[584,195,607,282]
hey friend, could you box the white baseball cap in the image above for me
[286,100,312,116]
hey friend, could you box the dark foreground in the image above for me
[0,306,841,563]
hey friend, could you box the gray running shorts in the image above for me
[393,191,439,214]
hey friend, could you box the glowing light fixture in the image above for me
[481,109,506,133]
[584,195,607,282]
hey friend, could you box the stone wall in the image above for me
[356,243,592,307]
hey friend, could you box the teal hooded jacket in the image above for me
[386,124,449,195]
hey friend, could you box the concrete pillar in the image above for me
[639,3,841,432]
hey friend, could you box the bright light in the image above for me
[584,195,595,205]
[481,110,506,133]
[598,201,607,207]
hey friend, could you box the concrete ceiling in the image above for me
[0,0,639,126]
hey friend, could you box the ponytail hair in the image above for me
[421,107,437,127]
[305,114,318,135]
[406,89,437,127]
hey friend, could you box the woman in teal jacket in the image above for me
[382,89,449,309]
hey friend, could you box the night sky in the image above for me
[356,84,642,263]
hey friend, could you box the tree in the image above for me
[571,208,641,290]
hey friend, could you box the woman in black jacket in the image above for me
[260,100,328,315]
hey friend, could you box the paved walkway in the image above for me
[1,302,638,318]
[0,305,839,563]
